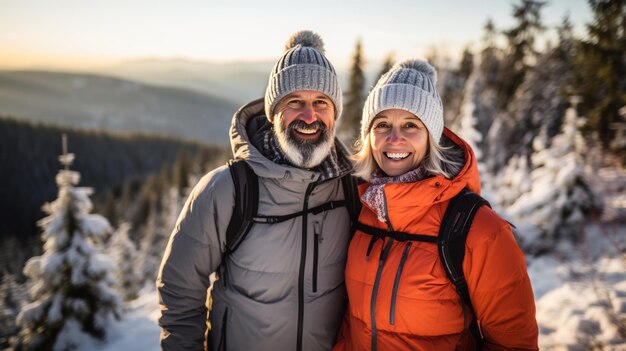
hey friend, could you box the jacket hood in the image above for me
[229,98,352,181]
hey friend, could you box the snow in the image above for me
[68,286,161,351]
[533,253,626,349]
[59,222,626,351]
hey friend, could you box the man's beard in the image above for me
[274,119,335,169]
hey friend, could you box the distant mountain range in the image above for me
[0,59,388,144]
[0,70,238,144]
[101,58,276,105]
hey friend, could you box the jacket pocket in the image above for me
[390,242,412,325]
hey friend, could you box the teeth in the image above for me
[385,152,410,160]
[295,127,319,135]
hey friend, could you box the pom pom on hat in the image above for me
[284,30,325,54]
[395,59,437,85]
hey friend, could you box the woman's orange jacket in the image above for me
[334,129,538,351]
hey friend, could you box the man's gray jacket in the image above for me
[157,98,353,351]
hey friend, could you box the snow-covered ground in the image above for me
[79,224,626,351]
[68,285,161,351]
[531,224,626,350]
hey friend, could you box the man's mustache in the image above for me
[287,120,327,132]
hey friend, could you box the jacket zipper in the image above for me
[390,242,412,325]
[313,222,321,293]
[217,307,228,351]
[297,182,317,351]
[370,191,394,351]
[371,238,394,351]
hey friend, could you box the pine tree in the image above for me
[491,154,532,212]
[0,272,25,349]
[172,152,191,195]
[374,53,395,85]
[108,223,141,301]
[480,18,502,91]
[497,0,547,109]
[574,0,626,151]
[458,23,502,175]
[507,102,602,251]
[339,39,366,147]
[495,13,578,167]
[16,135,121,350]
[136,186,182,287]
[443,47,475,126]
[456,72,485,170]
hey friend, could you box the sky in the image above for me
[0,0,592,70]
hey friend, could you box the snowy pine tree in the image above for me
[491,154,532,215]
[507,103,602,251]
[16,136,121,350]
[491,16,577,172]
[456,73,485,160]
[136,187,182,288]
[108,223,141,302]
[442,47,474,126]
[0,272,25,349]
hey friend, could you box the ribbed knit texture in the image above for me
[264,31,342,121]
[361,59,443,143]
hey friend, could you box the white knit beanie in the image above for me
[264,30,342,122]
[361,59,443,143]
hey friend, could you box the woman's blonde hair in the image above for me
[353,130,462,181]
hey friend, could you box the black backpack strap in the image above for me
[355,222,437,257]
[438,188,490,346]
[341,174,362,235]
[253,200,346,224]
[225,161,354,254]
[225,159,258,254]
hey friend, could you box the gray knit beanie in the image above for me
[264,30,342,122]
[361,59,443,143]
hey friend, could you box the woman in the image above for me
[334,60,538,350]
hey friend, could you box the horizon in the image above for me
[1,0,592,71]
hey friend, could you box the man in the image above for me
[157,30,353,351]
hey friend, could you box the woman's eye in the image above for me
[405,122,417,128]
[374,122,390,129]
[314,100,328,105]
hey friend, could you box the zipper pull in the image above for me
[314,222,322,242]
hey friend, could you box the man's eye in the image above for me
[288,100,303,106]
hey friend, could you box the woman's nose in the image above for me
[387,127,402,143]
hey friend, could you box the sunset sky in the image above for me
[0,0,592,70]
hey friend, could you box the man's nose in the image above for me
[299,104,316,123]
